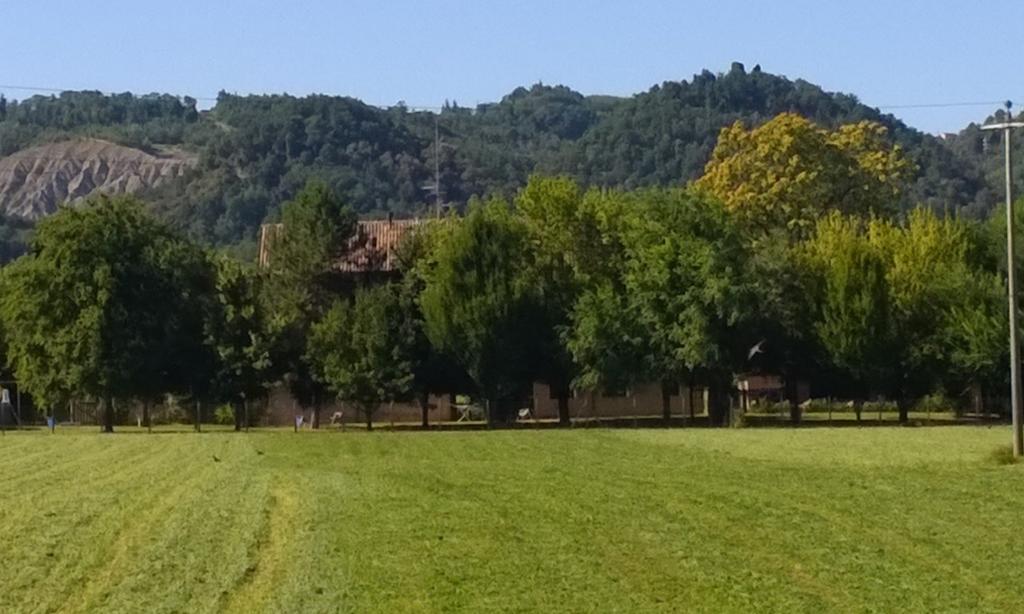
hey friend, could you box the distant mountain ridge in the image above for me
[0,64,999,250]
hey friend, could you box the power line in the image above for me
[876,100,1011,110]
[0,84,65,93]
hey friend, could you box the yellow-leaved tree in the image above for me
[696,113,911,238]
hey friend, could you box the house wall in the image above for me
[263,386,454,426]
[532,382,707,419]
[264,380,714,426]
[737,374,784,392]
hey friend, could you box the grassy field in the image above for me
[2,427,1023,613]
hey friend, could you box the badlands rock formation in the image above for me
[0,139,194,219]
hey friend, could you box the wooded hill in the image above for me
[0,63,1003,255]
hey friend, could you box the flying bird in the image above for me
[747,339,766,361]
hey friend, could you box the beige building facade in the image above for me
[530,382,708,420]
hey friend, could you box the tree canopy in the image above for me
[206,257,277,429]
[0,195,213,431]
[307,284,414,430]
[419,200,544,424]
[263,180,358,426]
[696,114,911,237]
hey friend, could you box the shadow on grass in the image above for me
[989,444,1019,465]
[743,413,1006,429]
[7,413,1009,434]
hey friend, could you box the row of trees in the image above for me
[0,113,1013,430]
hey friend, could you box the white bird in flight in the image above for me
[747,339,766,361]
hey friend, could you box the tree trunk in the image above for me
[195,399,201,433]
[688,381,696,419]
[557,392,570,427]
[661,382,672,425]
[707,378,733,427]
[143,401,151,433]
[312,401,321,430]
[365,406,374,432]
[784,372,801,426]
[971,382,983,417]
[244,399,250,432]
[419,391,430,428]
[486,397,497,428]
[485,396,514,428]
[102,396,115,433]
[234,400,243,432]
[894,374,910,424]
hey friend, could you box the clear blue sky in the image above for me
[2,1,1019,134]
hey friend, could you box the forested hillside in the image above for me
[0,63,1000,256]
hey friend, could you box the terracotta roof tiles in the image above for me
[259,218,423,273]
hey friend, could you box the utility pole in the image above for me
[434,114,442,217]
[982,101,1024,457]
[426,113,455,217]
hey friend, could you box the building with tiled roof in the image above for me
[258,217,423,273]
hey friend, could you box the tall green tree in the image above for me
[564,189,646,408]
[743,230,820,422]
[395,220,472,427]
[804,213,897,412]
[207,257,277,430]
[624,189,751,424]
[420,200,543,425]
[0,195,213,432]
[806,209,1009,420]
[944,272,1008,411]
[307,284,414,430]
[868,210,974,409]
[264,180,357,428]
[516,176,585,425]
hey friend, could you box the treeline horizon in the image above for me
[0,110,1018,431]
[0,63,1013,256]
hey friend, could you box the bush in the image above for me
[745,399,789,415]
[801,398,833,414]
[915,393,952,415]
[149,394,194,425]
[214,404,234,425]
[862,400,897,415]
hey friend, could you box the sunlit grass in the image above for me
[1,426,1022,612]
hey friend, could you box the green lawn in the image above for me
[2,426,1023,613]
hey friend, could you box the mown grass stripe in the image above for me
[2,427,1023,613]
